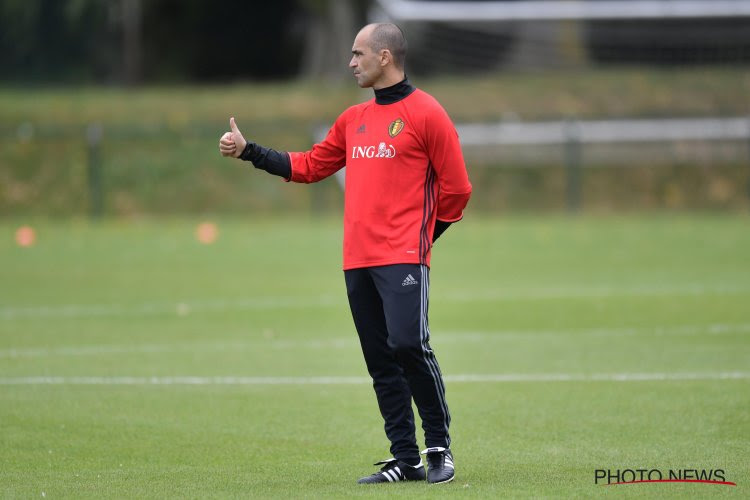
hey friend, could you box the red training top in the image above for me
[288,88,472,270]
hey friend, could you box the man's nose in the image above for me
[349,57,357,68]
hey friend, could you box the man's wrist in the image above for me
[236,141,291,179]
[239,142,255,160]
[432,219,452,242]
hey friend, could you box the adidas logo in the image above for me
[402,274,418,286]
[356,124,366,134]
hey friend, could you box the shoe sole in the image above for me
[429,474,455,485]
[358,476,426,484]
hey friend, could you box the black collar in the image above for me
[374,77,416,105]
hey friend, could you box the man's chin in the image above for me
[354,77,372,88]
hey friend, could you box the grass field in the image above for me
[2,66,749,215]
[1,214,749,497]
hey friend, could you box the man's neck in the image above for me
[372,71,406,90]
[373,76,415,105]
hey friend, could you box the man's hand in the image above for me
[219,117,248,158]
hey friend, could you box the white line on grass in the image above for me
[0,372,748,385]
[2,284,748,320]
[443,283,750,302]
[1,323,748,359]
[443,322,750,342]
[0,296,342,320]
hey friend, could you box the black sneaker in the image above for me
[422,447,455,484]
[357,458,426,484]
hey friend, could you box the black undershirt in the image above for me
[239,76,452,242]
[374,76,415,104]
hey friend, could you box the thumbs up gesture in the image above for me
[219,117,248,158]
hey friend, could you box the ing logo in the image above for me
[351,142,396,159]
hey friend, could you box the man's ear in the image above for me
[380,49,392,67]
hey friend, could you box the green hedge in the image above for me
[2,68,748,215]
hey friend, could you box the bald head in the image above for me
[364,23,408,70]
[350,23,408,89]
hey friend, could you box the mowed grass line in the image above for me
[1,214,749,497]
[0,317,748,378]
[1,382,746,498]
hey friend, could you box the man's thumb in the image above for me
[230,117,240,134]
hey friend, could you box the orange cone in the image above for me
[196,222,218,244]
[15,226,36,247]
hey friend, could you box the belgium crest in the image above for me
[388,118,404,138]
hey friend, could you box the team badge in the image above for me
[388,118,404,138]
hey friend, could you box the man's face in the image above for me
[349,28,382,88]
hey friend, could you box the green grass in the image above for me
[2,67,748,127]
[1,214,749,497]
[1,66,749,215]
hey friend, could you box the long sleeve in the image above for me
[239,142,291,180]
[424,106,472,222]
[287,108,350,184]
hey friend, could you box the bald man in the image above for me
[220,23,471,485]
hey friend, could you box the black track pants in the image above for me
[345,263,451,464]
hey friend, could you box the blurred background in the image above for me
[1,0,749,216]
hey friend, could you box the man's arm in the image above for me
[219,117,291,179]
[219,113,348,184]
[286,109,349,184]
[424,106,472,237]
[239,142,291,180]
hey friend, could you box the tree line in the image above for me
[0,0,368,84]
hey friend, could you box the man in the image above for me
[219,23,471,485]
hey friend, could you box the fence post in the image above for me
[86,123,104,218]
[564,118,582,212]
